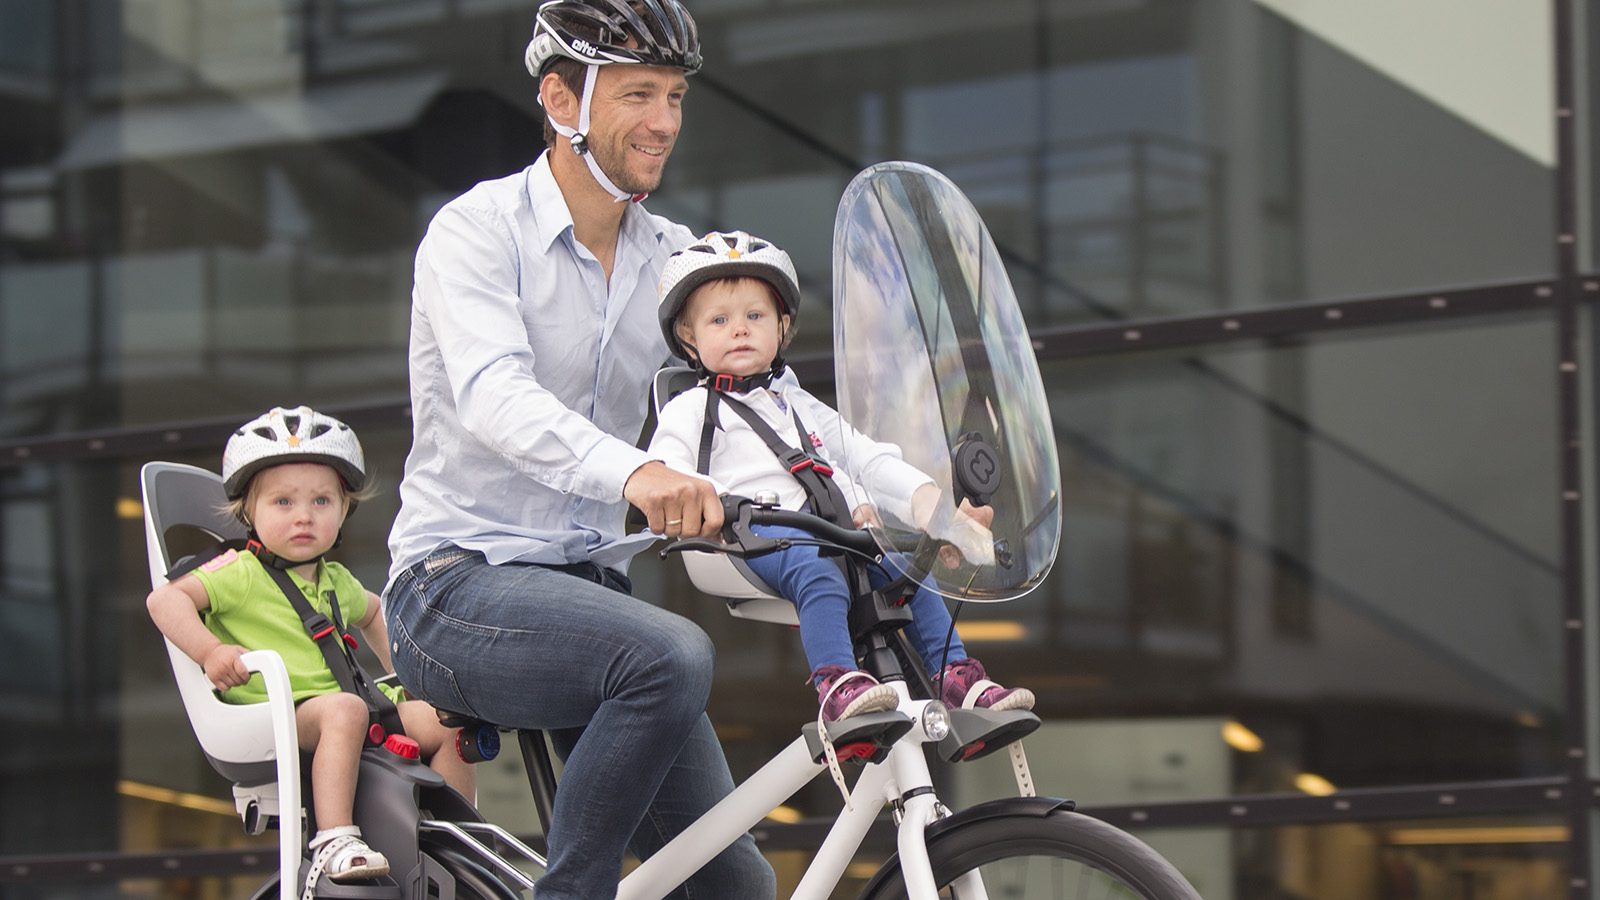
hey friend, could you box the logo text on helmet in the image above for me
[572,39,598,57]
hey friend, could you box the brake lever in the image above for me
[659,537,746,558]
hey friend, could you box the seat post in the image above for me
[518,729,560,837]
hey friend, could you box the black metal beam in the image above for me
[0,846,275,883]
[1031,279,1575,360]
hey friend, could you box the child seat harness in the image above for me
[697,377,853,526]
[168,540,405,744]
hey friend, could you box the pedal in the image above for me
[801,711,912,765]
[936,707,1040,763]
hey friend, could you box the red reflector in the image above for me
[837,742,876,762]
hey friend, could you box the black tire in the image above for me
[859,808,1201,900]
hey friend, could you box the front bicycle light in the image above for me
[921,700,951,742]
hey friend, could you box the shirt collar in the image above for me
[526,151,670,256]
[285,558,331,594]
[527,152,575,254]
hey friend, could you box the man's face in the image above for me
[583,64,689,195]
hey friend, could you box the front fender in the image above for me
[856,796,1075,897]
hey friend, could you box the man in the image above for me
[383,2,775,897]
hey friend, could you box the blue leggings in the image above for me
[742,524,969,679]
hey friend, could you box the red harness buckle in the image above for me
[310,625,336,641]
[789,458,834,477]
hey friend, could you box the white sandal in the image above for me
[304,825,388,898]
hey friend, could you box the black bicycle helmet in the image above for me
[525,0,702,77]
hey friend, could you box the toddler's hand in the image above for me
[852,504,883,528]
[940,501,996,567]
[203,644,251,691]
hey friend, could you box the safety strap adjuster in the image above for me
[306,613,334,641]
[787,455,834,478]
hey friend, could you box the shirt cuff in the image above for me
[576,438,655,503]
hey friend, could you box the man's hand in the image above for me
[203,644,252,692]
[625,461,724,539]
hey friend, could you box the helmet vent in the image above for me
[309,423,332,439]
[252,427,275,440]
[282,414,301,435]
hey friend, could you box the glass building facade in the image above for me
[0,1,1594,897]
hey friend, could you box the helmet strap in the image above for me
[244,530,339,571]
[702,357,786,394]
[546,64,647,204]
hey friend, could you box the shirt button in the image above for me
[392,642,399,654]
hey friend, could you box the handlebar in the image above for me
[660,494,880,561]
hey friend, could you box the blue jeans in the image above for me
[385,547,775,900]
[742,525,969,679]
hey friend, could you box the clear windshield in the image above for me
[829,161,1061,602]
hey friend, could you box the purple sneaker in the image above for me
[939,658,1035,712]
[812,666,898,722]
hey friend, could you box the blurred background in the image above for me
[0,1,1594,897]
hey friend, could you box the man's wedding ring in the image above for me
[666,518,683,526]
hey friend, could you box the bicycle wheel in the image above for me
[859,807,1201,900]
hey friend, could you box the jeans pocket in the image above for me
[390,614,475,717]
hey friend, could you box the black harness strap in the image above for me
[697,388,854,526]
[168,541,404,744]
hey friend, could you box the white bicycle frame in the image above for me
[616,679,988,900]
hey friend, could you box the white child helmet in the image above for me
[222,406,367,500]
[657,230,801,362]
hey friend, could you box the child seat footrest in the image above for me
[801,711,912,765]
[297,864,401,899]
[937,707,1040,763]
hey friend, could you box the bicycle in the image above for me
[355,493,1202,900]
[153,488,1200,899]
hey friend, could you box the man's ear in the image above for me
[539,70,578,132]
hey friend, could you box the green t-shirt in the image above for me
[190,548,404,707]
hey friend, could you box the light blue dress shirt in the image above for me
[387,152,696,586]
